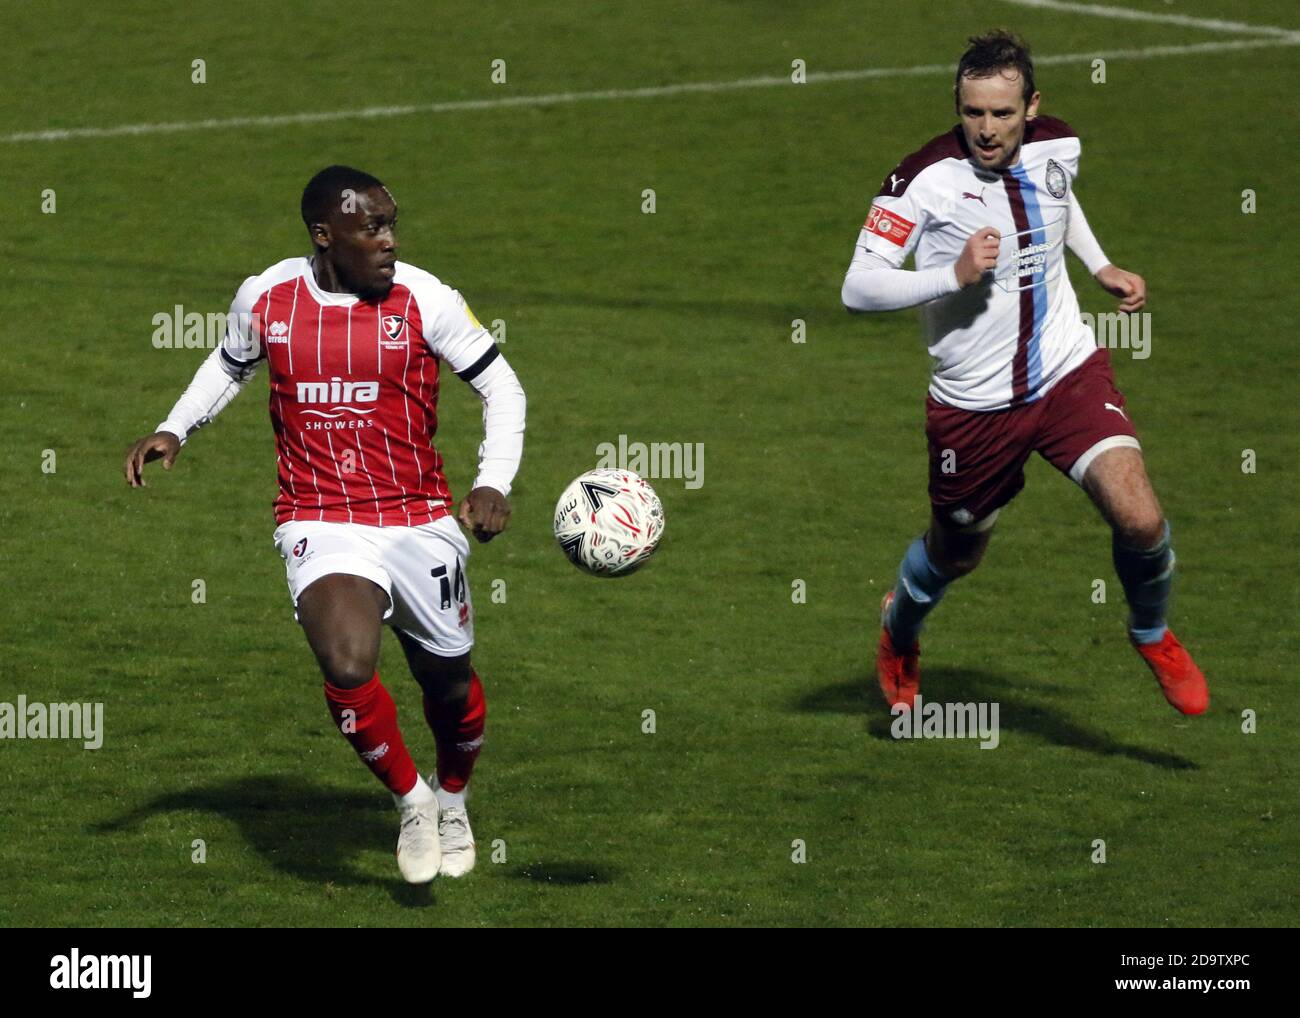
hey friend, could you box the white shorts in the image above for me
[272,515,474,656]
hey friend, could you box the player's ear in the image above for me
[1025,91,1041,120]
[308,221,331,250]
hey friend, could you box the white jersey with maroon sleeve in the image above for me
[223,257,502,526]
[853,116,1097,411]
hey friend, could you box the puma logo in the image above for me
[961,189,987,205]
[890,173,905,193]
[1104,402,1128,420]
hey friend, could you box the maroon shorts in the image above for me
[925,348,1140,527]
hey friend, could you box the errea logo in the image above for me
[267,320,289,344]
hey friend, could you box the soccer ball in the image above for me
[553,468,665,576]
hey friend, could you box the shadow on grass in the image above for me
[798,668,1197,770]
[510,863,615,885]
[90,775,440,906]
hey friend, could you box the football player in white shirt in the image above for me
[842,31,1208,716]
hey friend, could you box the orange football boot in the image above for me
[877,591,920,710]
[1132,629,1209,715]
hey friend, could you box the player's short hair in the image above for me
[300,165,387,227]
[955,30,1036,107]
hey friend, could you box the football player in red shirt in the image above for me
[125,166,525,883]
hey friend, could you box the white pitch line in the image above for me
[994,0,1300,39]
[4,36,1297,145]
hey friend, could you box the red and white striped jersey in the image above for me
[220,257,502,527]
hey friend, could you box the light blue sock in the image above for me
[885,536,950,649]
[1113,520,1174,645]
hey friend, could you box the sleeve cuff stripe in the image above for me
[455,344,500,383]
[220,347,261,369]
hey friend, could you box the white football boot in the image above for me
[396,801,441,884]
[437,805,477,878]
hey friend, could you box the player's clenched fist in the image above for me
[1094,264,1146,313]
[458,485,512,543]
[124,431,181,488]
[955,227,1001,287]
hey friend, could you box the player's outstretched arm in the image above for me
[421,280,526,541]
[123,343,255,488]
[124,431,181,488]
[1065,192,1145,312]
[842,229,994,312]
[457,352,526,543]
[841,249,964,312]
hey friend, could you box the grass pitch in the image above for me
[2,1,1297,927]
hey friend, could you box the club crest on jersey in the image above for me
[1045,159,1068,199]
[381,315,407,343]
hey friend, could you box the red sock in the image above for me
[324,673,419,797]
[423,670,486,794]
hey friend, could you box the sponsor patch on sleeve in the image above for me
[864,204,916,247]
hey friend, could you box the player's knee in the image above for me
[929,533,988,579]
[316,641,378,689]
[412,657,471,706]
[427,677,470,712]
[940,550,984,579]
[1115,511,1165,550]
